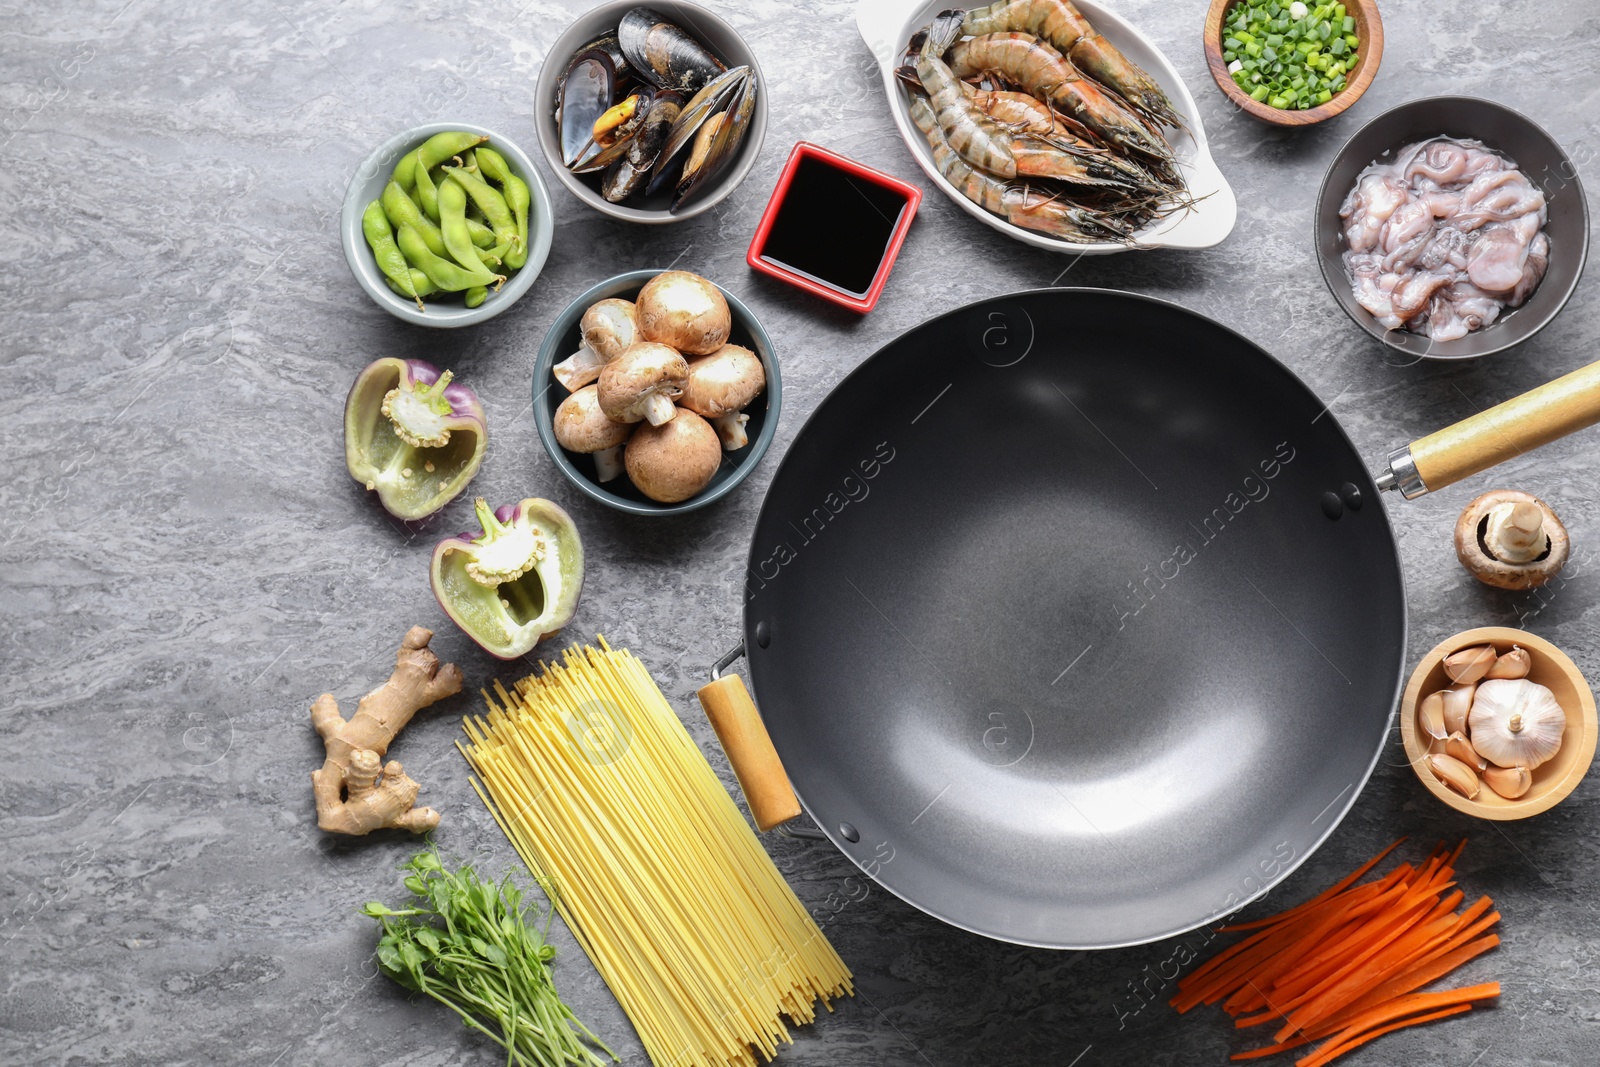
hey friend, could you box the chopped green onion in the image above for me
[1223,0,1360,109]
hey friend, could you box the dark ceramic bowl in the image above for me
[1315,97,1589,360]
[532,269,780,515]
[533,1,768,223]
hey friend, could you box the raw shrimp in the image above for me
[909,95,1132,243]
[916,13,1019,179]
[1340,137,1551,339]
[966,86,1170,191]
[944,32,1174,162]
[958,0,1183,128]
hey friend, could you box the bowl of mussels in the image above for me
[534,2,767,222]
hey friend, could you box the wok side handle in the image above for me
[698,665,804,833]
[1380,361,1600,498]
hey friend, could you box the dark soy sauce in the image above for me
[759,155,910,298]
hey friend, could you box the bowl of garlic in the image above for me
[1400,627,1597,820]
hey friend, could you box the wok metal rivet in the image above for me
[755,621,770,649]
[838,822,860,843]
[1341,482,1363,511]
[1321,491,1344,520]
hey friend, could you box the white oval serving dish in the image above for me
[855,0,1238,254]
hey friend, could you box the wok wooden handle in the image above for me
[1410,361,1600,493]
[697,673,801,832]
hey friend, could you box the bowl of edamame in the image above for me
[341,122,553,328]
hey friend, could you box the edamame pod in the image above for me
[465,217,497,248]
[478,238,515,270]
[386,268,438,300]
[413,130,487,174]
[414,154,442,224]
[443,166,517,245]
[395,223,501,292]
[381,181,448,259]
[362,199,421,310]
[437,177,494,276]
[476,146,531,270]
[464,286,488,309]
[391,151,416,192]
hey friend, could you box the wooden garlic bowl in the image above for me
[1203,0,1384,127]
[1400,627,1597,820]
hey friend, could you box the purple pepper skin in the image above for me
[431,497,584,659]
[344,358,487,520]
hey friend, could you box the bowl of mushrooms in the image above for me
[533,268,780,515]
[1400,626,1597,820]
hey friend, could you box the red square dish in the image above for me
[746,142,921,313]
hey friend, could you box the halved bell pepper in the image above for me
[345,358,486,520]
[431,498,584,659]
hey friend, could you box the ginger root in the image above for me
[311,626,463,835]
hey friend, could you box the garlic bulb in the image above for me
[1468,678,1566,770]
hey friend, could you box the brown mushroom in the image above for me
[1454,489,1569,590]
[553,298,641,392]
[597,342,688,427]
[624,409,721,503]
[635,271,730,356]
[553,384,632,482]
[679,344,766,450]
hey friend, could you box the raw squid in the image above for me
[1339,137,1549,341]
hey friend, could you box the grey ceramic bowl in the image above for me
[341,122,554,328]
[533,269,780,515]
[1315,97,1589,360]
[533,1,768,223]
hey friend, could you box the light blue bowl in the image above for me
[340,121,553,328]
[533,270,781,515]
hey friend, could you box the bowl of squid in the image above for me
[854,0,1236,254]
[1315,96,1590,360]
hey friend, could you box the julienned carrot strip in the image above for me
[1300,982,1500,1056]
[1310,934,1500,1038]
[1225,896,1382,1014]
[1274,910,1469,1041]
[1219,838,1407,933]
[1174,918,1323,1011]
[1295,1004,1473,1067]
[1256,893,1442,1016]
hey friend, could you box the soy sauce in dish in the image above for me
[757,155,911,298]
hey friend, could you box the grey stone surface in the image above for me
[4,1,1598,1065]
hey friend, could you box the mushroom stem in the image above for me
[553,345,606,391]
[594,445,625,483]
[643,393,678,427]
[711,411,749,450]
[1485,501,1547,563]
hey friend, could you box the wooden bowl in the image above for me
[1203,0,1384,126]
[1399,627,1597,820]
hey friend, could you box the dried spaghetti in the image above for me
[459,639,852,1067]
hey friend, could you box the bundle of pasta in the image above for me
[460,639,852,1067]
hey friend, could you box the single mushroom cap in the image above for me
[553,384,633,483]
[598,342,689,427]
[624,409,722,503]
[635,270,731,356]
[679,344,765,450]
[1454,489,1569,590]
[553,298,641,392]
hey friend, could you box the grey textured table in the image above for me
[5,1,1598,1064]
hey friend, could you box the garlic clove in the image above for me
[1417,691,1448,741]
[1468,677,1567,770]
[1485,645,1531,680]
[1441,684,1476,736]
[1427,753,1481,799]
[1445,731,1486,771]
[1483,764,1533,799]
[1443,644,1497,685]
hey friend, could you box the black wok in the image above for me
[696,288,1600,949]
